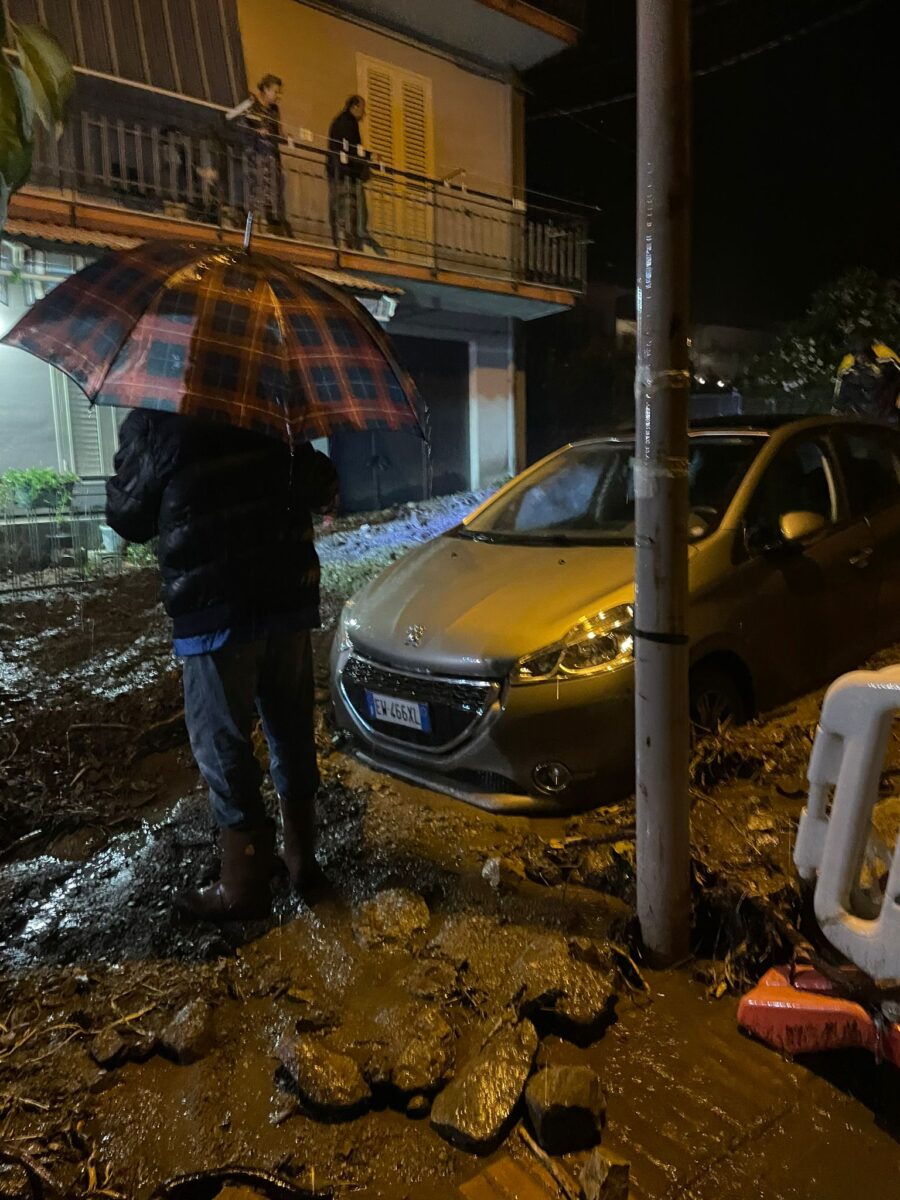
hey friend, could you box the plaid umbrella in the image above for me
[1,239,424,444]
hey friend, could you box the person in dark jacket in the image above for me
[238,73,292,235]
[327,95,385,255]
[106,410,338,921]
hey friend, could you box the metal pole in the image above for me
[634,0,692,963]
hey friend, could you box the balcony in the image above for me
[321,0,579,70]
[18,112,587,301]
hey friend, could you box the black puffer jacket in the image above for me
[106,410,338,638]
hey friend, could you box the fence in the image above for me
[29,110,588,293]
[0,504,130,594]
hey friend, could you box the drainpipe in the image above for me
[634,0,692,963]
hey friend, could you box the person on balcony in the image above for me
[230,73,292,237]
[327,95,386,256]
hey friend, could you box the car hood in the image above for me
[347,534,638,676]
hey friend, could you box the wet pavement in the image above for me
[2,501,900,1196]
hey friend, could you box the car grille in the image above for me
[341,655,497,751]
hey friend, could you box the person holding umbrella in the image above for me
[2,236,424,921]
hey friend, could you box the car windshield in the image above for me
[460,435,765,546]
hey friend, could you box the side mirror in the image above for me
[779,510,826,543]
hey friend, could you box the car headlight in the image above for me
[336,600,356,653]
[512,603,634,683]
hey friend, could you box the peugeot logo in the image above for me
[405,624,425,647]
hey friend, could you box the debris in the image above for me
[90,1027,129,1068]
[430,1019,538,1152]
[159,999,214,1065]
[400,957,460,1003]
[517,1126,581,1200]
[579,1147,630,1200]
[481,856,526,891]
[406,1093,431,1118]
[277,1036,371,1115]
[459,1148,567,1199]
[524,1065,606,1154]
[352,888,430,951]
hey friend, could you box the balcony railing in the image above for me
[26,112,588,295]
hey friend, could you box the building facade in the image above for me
[1,0,586,511]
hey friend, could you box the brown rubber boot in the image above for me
[178,822,276,922]
[279,796,332,902]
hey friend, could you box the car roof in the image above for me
[567,413,893,449]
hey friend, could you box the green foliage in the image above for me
[745,270,900,411]
[0,14,74,227]
[125,540,158,568]
[0,466,78,512]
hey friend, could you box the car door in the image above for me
[833,424,900,648]
[731,431,874,701]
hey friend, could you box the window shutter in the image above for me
[62,376,121,478]
[358,56,434,254]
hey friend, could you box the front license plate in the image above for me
[366,690,432,733]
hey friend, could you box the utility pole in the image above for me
[634,0,692,963]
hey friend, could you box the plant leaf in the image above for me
[0,60,34,196]
[11,22,74,137]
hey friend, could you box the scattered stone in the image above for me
[482,856,527,891]
[580,1147,630,1200]
[334,1000,455,1095]
[278,1035,371,1115]
[576,844,633,895]
[430,1019,538,1152]
[406,1093,431,1118]
[159,999,214,1065]
[401,957,459,1003]
[89,1028,128,1068]
[352,888,430,951]
[524,1065,606,1153]
[285,987,338,1032]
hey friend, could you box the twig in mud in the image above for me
[517,1126,580,1199]
[0,733,19,767]
[0,828,46,863]
[99,1003,157,1034]
[0,1149,64,1197]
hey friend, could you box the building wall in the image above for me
[236,0,515,196]
[0,285,58,473]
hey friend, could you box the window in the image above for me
[745,438,838,539]
[464,437,762,545]
[357,55,434,249]
[840,430,900,516]
[51,371,122,478]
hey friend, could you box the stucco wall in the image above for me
[237,0,514,196]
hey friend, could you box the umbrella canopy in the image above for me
[1,239,424,444]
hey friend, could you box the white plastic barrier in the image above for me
[794,666,900,983]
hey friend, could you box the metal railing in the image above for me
[0,504,128,594]
[26,111,587,293]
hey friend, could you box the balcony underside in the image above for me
[319,0,579,70]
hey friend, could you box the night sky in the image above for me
[525,0,899,328]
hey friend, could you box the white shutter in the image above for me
[53,371,122,478]
[360,60,397,240]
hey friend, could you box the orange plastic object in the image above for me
[738,964,900,1066]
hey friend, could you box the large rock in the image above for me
[430,1019,538,1152]
[89,1028,129,1068]
[352,888,430,951]
[580,1147,630,1200]
[510,941,616,1036]
[159,999,214,1065]
[524,1065,606,1153]
[278,1035,371,1115]
[333,1000,455,1095]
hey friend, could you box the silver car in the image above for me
[331,416,900,811]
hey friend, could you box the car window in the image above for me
[745,438,839,536]
[462,436,763,545]
[840,429,900,515]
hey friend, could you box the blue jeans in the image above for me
[182,631,319,830]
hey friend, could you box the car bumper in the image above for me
[331,644,635,813]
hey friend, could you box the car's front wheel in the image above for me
[689,664,747,733]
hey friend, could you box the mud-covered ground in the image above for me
[2,495,900,1199]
